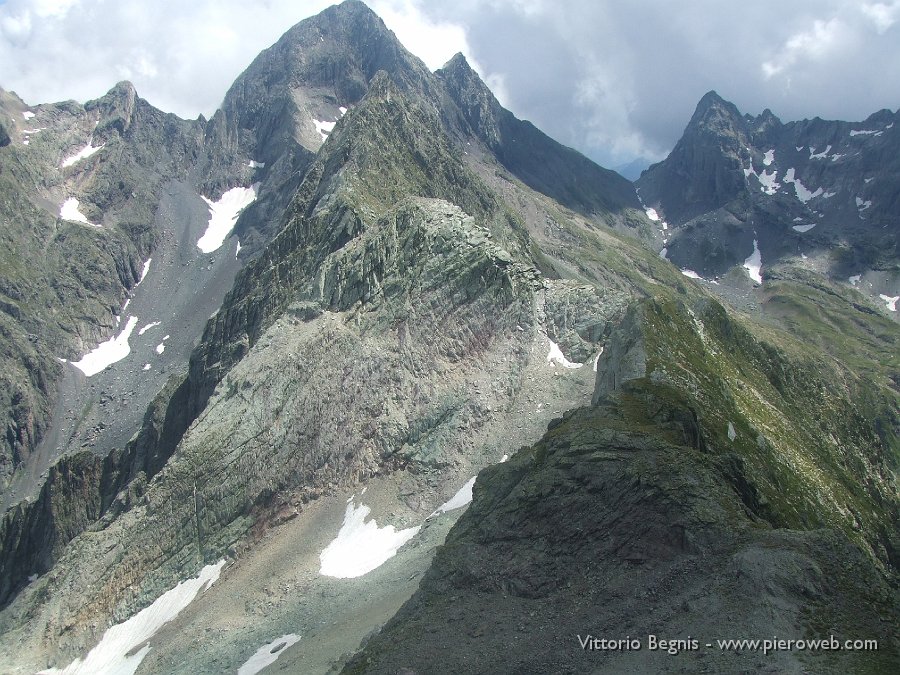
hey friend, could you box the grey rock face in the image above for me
[638,91,900,300]
[591,303,646,400]
[438,53,641,218]
[0,4,896,674]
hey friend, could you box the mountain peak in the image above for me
[688,90,743,131]
[443,52,472,71]
[85,80,139,134]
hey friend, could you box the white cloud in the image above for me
[33,0,79,19]
[371,0,471,70]
[0,0,335,118]
[370,0,511,106]
[762,18,846,79]
[861,1,900,33]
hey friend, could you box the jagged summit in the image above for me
[685,90,746,136]
[443,51,469,70]
[437,51,639,215]
[638,89,900,317]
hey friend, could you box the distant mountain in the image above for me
[613,155,652,181]
[637,90,900,311]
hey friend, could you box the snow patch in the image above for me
[59,198,100,227]
[848,274,861,286]
[142,363,151,371]
[822,190,837,198]
[155,335,169,354]
[592,347,604,373]
[235,239,242,259]
[757,169,779,195]
[430,477,476,517]
[792,223,817,233]
[855,197,872,212]
[70,316,138,377]
[849,129,881,136]
[237,634,301,675]
[743,239,762,284]
[728,422,737,441]
[644,207,660,221]
[319,502,420,578]
[659,247,668,260]
[879,294,899,312]
[248,160,265,168]
[198,184,259,253]
[546,339,583,369]
[762,149,775,166]
[39,560,225,675]
[782,168,822,203]
[61,140,105,167]
[808,145,831,159]
[136,258,151,286]
[864,177,874,184]
[314,119,336,141]
[339,106,347,116]
[680,269,701,279]
[742,156,756,178]
[138,321,161,336]
[22,111,35,120]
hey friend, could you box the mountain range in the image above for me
[0,2,896,673]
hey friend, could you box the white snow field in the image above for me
[546,339,583,369]
[59,198,100,227]
[319,502,420,579]
[39,560,225,675]
[69,316,139,377]
[197,184,259,253]
[429,477,476,517]
[237,634,301,675]
[743,239,762,283]
[61,140,105,167]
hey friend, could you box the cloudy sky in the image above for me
[2,0,899,171]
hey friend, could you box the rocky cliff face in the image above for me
[438,53,640,218]
[0,82,204,493]
[637,91,900,314]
